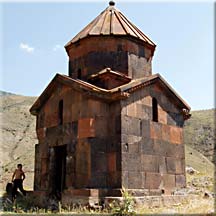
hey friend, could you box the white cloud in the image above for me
[19,43,34,53]
[53,44,63,51]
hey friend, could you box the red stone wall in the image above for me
[34,80,186,194]
[34,84,121,191]
[67,36,152,80]
[121,82,186,193]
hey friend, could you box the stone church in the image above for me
[30,1,191,204]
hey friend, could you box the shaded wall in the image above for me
[120,82,186,192]
[34,84,121,192]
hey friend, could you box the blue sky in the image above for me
[0,1,214,110]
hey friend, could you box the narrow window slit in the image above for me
[152,97,158,122]
[59,100,63,125]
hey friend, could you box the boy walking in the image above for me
[11,164,26,202]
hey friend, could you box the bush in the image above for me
[111,187,136,216]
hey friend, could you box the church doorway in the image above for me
[53,145,67,197]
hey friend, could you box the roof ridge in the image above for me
[65,3,156,47]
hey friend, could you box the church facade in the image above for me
[30,1,191,204]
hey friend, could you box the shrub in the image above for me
[111,187,136,216]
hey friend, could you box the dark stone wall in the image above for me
[69,51,128,80]
[67,36,153,80]
[120,82,186,192]
[34,79,186,194]
[34,85,122,191]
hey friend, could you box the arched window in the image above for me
[77,68,81,79]
[152,97,158,122]
[59,100,63,125]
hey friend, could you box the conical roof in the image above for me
[65,1,156,48]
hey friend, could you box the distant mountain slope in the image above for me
[184,109,215,162]
[0,90,16,96]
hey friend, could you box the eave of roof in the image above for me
[88,68,131,82]
[112,73,191,110]
[30,73,190,116]
[30,74,129,115]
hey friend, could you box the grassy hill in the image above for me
[184,109,215,162]
[0,91,215,191]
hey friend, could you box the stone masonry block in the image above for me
[75,174,90,188]
[115,115,121,134]
[145,172,161,189]
[175,144,185,159]
[150,122,162,140]
[175,174,186,188]
[116,152,121,171]
[107,152,116,172]
[141,96,152,107]
[128,153,141,172]
[141,119,150,138]
[87,99,101,116]
[166,157,176,174]
[36,128,46,141]
[126,103,137,117]
[153,140,165,155]
[90,173,107,188]
[107,171,121,188]
[128,171,143,189]
[122,171,128,188]
[162,174,175,189]
[41,158,48,175]
[161,124,170,142]
[40,142,49,158]
[140,138,154,155]
[122,115,141,136]
[141,154,159,173]
[167,112,184,127]
[164,142,176,157]
[170,126,183,144]
[91,152,107,172]
[122,134,142,145]
[128,142,140,154]
[175,159,184,174]
[122,153,141,172]
[89,137,107,153]
[72,121,78,138]
[154,83,163,93]
[158,156,167,174]
[65,173,73,188]
[167,112,176,126]
[137,104,152,120]
[158,106,167,124]
[107,136,120,153]
[95,116,108,137]
[46,125,63,146]
[78,118,95,139]
[67,140,77,155]
[76,140,90,176]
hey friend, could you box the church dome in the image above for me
[65,1,156,49]
[65,2,156,80]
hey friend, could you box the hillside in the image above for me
[0,92,37,190]
[0,91,215,191]
[184,109,215,162]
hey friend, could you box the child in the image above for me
[11,164,26,202]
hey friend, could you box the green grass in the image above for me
[184,109,215,162]
[185,145,214,176]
